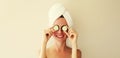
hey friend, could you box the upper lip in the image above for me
[57,35,64,38]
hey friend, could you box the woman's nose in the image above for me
[57,29,62,34]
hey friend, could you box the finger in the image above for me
[46,33,49,37]
[68,27,72,33]
[45,29,51,36]
[50,28,55,33]
[70,33,74,39]
[68,28,76,35]
[64,31,69,37]
[50,26,55,33]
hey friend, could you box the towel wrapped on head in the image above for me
[48,3,73,28]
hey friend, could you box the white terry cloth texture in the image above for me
[48,3,73,27]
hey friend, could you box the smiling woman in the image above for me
[39,3,81,58]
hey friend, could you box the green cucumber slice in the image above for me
[62,26,67,31]
[53,25,59,31]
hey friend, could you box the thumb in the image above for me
[64,31,69,37]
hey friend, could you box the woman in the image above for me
[39,3,81,58]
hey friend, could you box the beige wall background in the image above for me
[0,0,120,58]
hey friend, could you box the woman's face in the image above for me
[53,18,68,42]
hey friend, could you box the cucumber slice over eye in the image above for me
[62,26,68,31]
[53,25,59,31]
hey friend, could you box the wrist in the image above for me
[72,42,77,49]
[43,40,48,44]
[41,38,48,45]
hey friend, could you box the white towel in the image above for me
[48,3,73,27]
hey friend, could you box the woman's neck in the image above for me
[53,40,67,52]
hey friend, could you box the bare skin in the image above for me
[39,18,81,58]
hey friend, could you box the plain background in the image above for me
[0,0,120,58]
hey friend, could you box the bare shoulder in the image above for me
[77,49,82,58]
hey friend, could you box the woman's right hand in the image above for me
[40,28,54,58]
[44,28,54,42]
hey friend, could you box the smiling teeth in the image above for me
[57,35,63,37]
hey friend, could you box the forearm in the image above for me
[39,40,47,58]
[72,42,77,58]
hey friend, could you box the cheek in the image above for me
[53,31,57,36]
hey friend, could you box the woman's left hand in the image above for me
[64,28,79,58]
[64,28,78,45]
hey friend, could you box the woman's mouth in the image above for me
[56,35,64,38]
